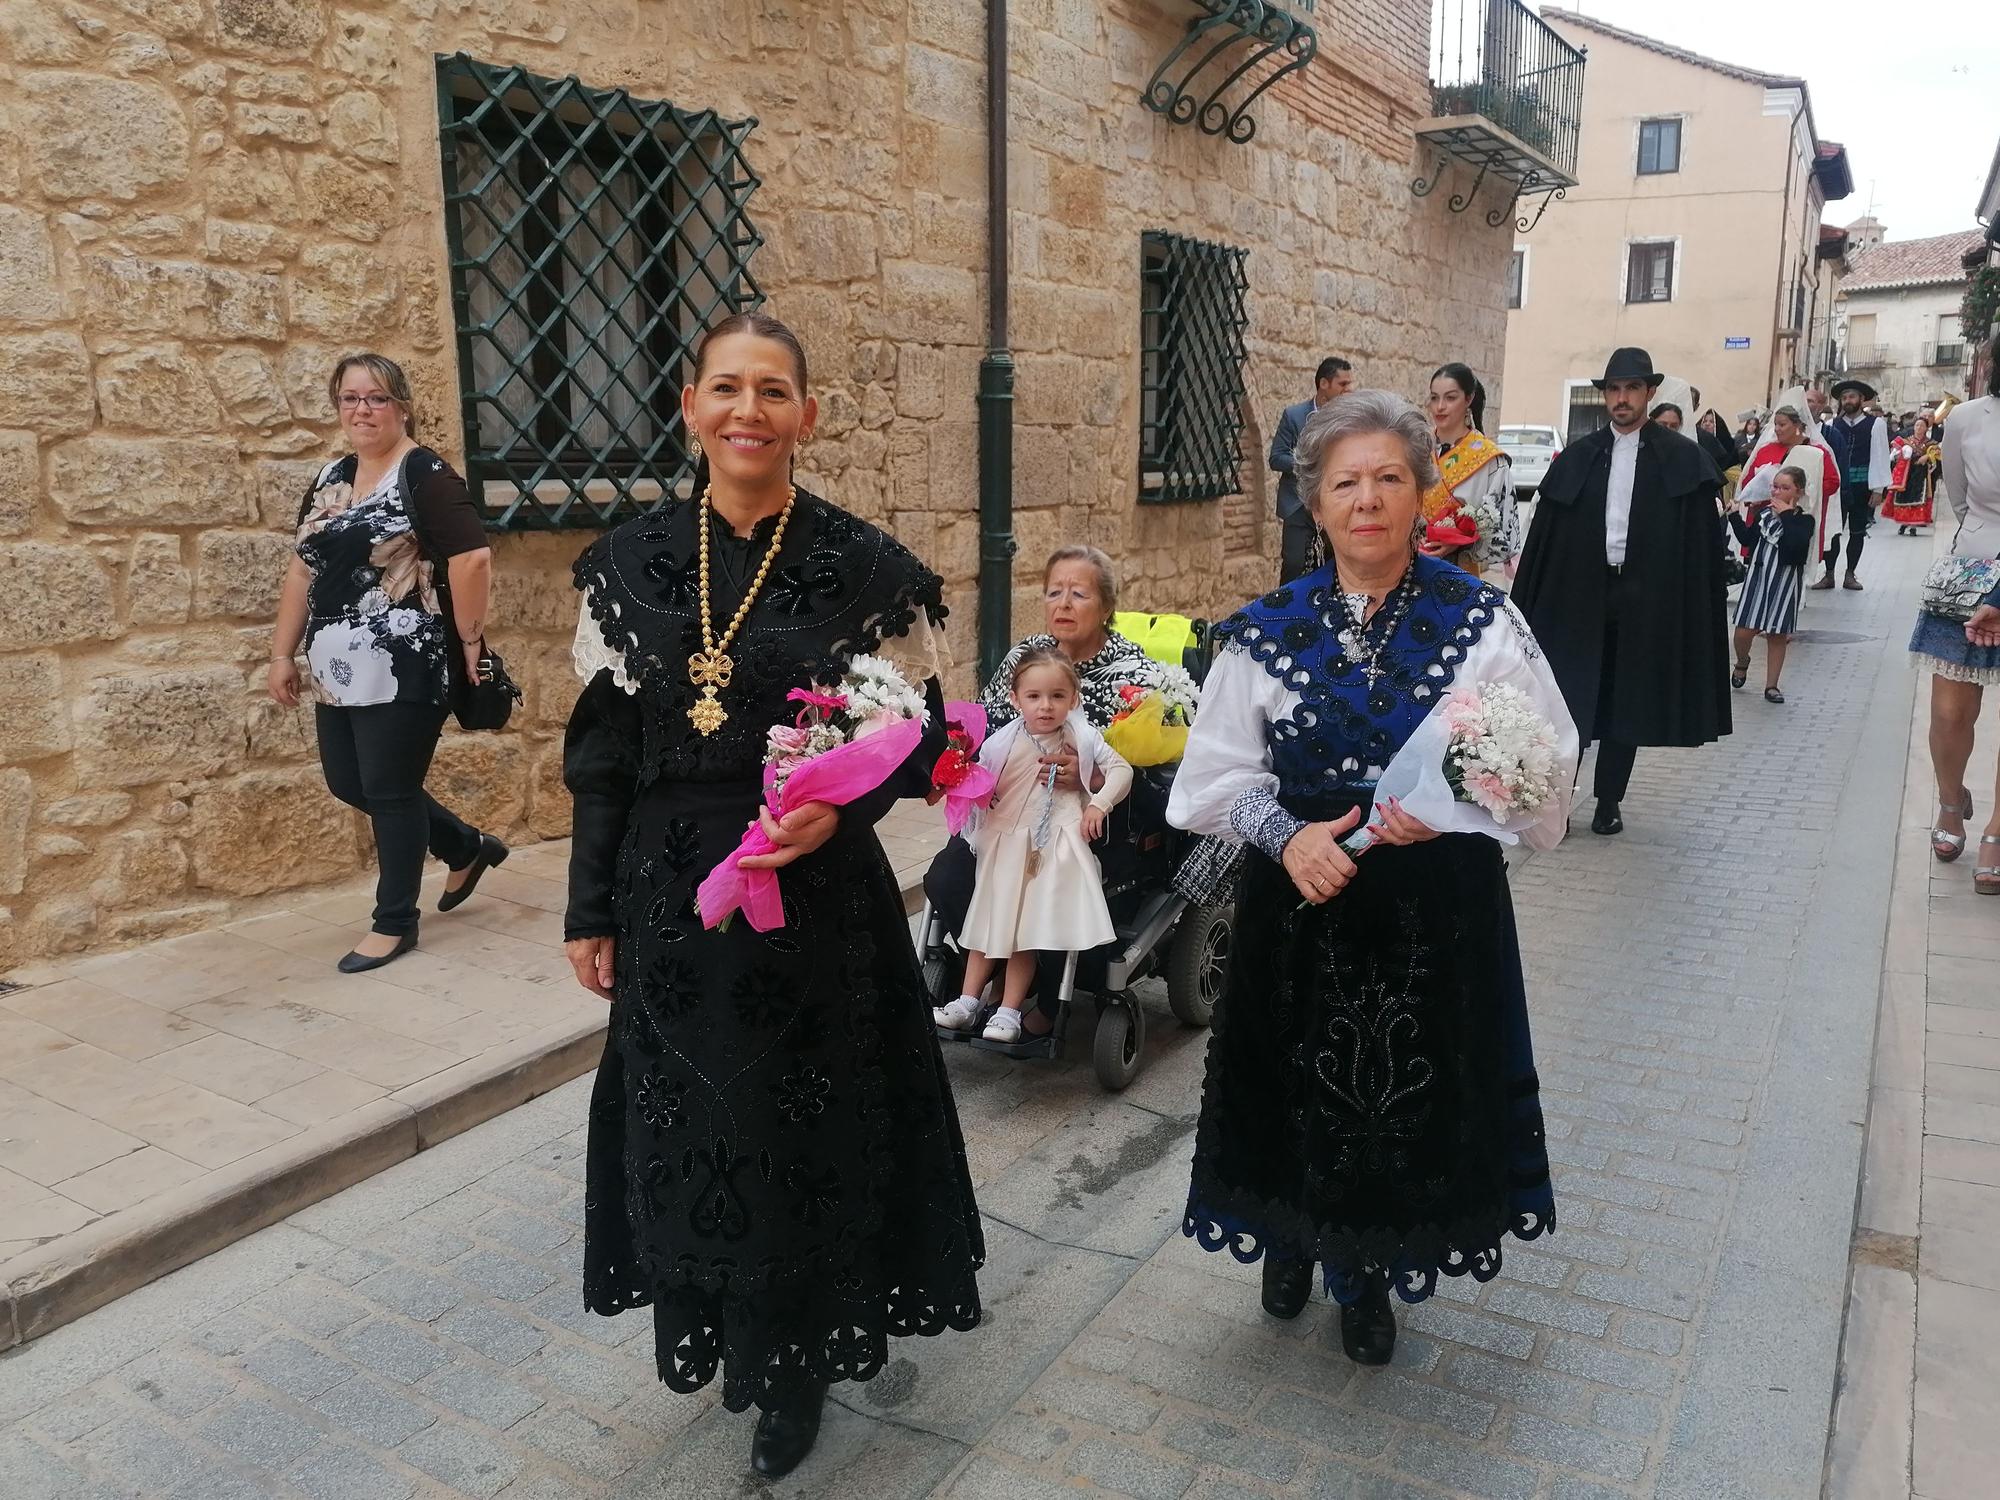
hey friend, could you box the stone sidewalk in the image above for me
[1827,540,2000,1500]
[0,541,1930,1498]
[0,804,946,1351]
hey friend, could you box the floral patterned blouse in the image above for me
[982,630,1169,729]
[294,447,488,708]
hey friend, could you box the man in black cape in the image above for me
[1513,347,1730,836]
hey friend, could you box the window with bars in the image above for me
[1139,231,1250,504]
[1637,118,1681,176]
[435,54,765,529]
[1626,241,1675,304]
[1507,250,1526,310]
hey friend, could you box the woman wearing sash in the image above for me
[1882,412,1939,535]
[1421,363,1517,577]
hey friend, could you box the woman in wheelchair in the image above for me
[935,649,1133,1041]
[925,545,1171,1034]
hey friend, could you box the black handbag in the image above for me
[399,447,520,732]
[449,640,521,732]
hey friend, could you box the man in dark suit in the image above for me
[1270,356,1354,582]
[1512,347,1730,836]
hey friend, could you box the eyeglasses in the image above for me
[337,393,398,411]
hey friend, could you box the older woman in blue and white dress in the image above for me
[1168,391,1576,1367]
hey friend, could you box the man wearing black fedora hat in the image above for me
[1813,377,1892,591]
[1513,348,1731,835]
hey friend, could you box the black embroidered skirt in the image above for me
[1184,814,1553,1305]
[583,778,984,1412]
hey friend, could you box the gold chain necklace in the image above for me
[688,483,795,736]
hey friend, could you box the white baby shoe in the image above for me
[933,995,983,1030]
[981,1007,1024,1043]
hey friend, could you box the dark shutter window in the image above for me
[1139,231,1251,504]
[1626,242,1675,304]
[436,54,765,530]
[1637,118,1681,176]
[1507,250,1525,310]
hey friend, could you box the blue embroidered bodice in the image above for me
[1215,555,1504,802]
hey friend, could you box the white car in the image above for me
[1498,425,1561,502]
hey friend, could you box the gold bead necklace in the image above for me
[687,483,796,736]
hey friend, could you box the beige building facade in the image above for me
[1836,229,1984,414]
[1500,10,1851,437]
[0,0,1522,965]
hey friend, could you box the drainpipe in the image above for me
[977,0,1017,686]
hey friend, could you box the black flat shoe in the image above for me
[1261,1256,1313,1320]
[438,834,509,912]
[1339,1283,1397,1365]
[1590,800,1624,836]
[750,1383,827,1480]
[336,932,417,973]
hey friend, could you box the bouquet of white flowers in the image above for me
[1339,682,1561,855]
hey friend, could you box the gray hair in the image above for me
[1043,544,1117,615]
[1294,390,1440,515]
[1772,404,1806,429]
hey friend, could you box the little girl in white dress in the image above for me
[934,648,1133,1043]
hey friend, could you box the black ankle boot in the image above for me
[1261,1255,1313,1320]
[1339,1283,1397,1365]
[751,1382,827,1479]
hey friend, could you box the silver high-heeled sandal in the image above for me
[1977,836,2000,895]
[1934,792,1974,863]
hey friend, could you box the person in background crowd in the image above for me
[560,312,982,1479]
[1728,464,1816,704]
[1815,378,1891,591]
[1913,365,2000,890]
[1739,401,1839,564]
[1512,347,1730,836]
[1806,386,1830,423]
[267,352,505,974]
[1736,413,1765,460]
[1271,356,1355,582]
[1423,362,1516,577]
[1882,412,1939,535]
[1168,390,1573,1366]
[1651,403,1684,431]
[1689,387,1739,476]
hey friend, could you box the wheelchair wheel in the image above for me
[1166,900,1231,1028]
[1092,997,1145,1091]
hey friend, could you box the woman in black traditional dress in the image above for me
[1168,391,1576,1364]
[560,314,982,1477]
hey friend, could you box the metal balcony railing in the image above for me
[1426,0,1584,179]
[1845,344,1890,368]
[1928,342,1967,368]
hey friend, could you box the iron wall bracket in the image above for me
[1143,0,1319,145]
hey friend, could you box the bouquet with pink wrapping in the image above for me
[928,701,999,837]
[696,656,928,932]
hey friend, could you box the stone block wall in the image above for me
[0,0,1512,964]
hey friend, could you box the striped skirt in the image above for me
[1734,546,1803,636]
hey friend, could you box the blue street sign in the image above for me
[1724,336,1752,350]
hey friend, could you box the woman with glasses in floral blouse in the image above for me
[267,353,507,973]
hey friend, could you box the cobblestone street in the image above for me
[0,539,1935,1497]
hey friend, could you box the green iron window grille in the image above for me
[1139,231,1250,505]
[435,54,764,529]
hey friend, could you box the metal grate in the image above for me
[1139,231,1250,505]
[436,54,765,530]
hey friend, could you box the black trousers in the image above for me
[316,703,483,936]
[1821,491,1875,574]
[1280,509,1319,584]
[1591,568,1637,803]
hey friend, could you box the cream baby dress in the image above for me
[959,713,1133,958]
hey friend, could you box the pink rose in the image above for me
[767,724,812,758]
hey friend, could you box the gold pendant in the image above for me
[688,648,733,689]
[689,687,728,736]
